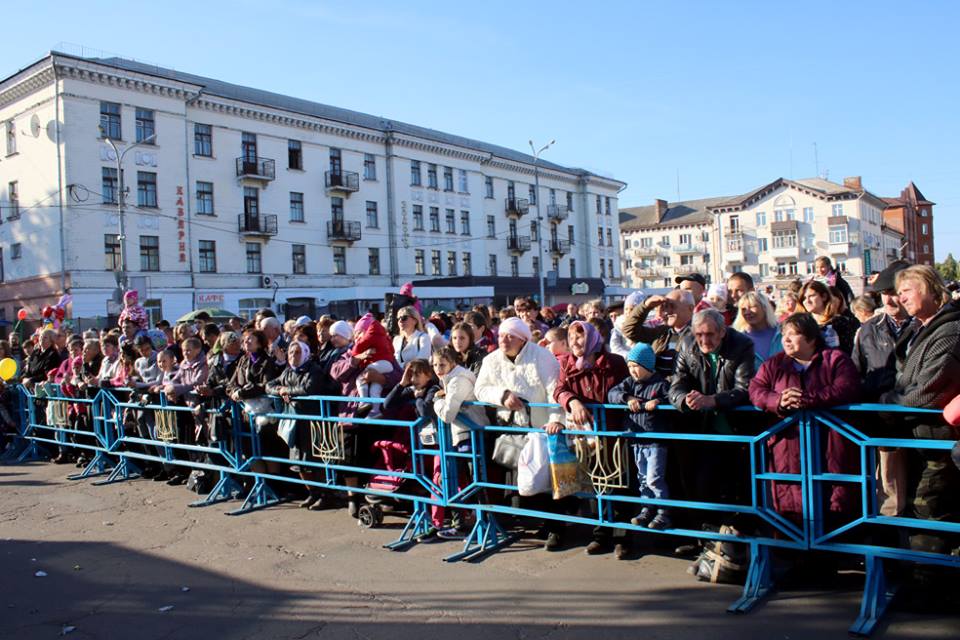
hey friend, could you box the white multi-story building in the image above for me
[620,176,904,295]
[0,52,624,323]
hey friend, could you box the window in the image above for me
[196,181,214,215]
[803,207,814,223]
[364,154,376,180]
[569,258,576,278]
[679,233,692,246]
[600,259,606,278]
[507,181,515,199]
[757,237,768,253]
[292,244,306,274]
[680,254,694,265]
[443,166,454,191]
[427,164,438,189]
[412,205,424,231]
[447,251,457,275]
[198,240,216,273]
[661,235,670,246]
[729,215,741,232]
[923,243,930,254]
[366,201,379,228]
[241,132,257,160]
[597,227,604,245]
[609,259,614,276]
[756,211,766,226]
[331,196,344,221]
[288,140,302,170]
[457,169,468,193]
[5,120,15,155]
[531,220,539,242]
[772,231,797,248]
[759,263,769,277]
[606,229,613,247]
[429,207,440,232]
[568,224,575,245]
[139,235,160,271]
[431,250,442,275]
[774,209,784,223]
[135,108,155,144]
[832,203,844,217]
[595,195,602,214]
[566,191,574,210]
[104,234,121,270]
[605,197,611,215]
[11,243,21,259]
[329,148,341,173]
[194,123,212,156]
[806,261,816,275]
[785,208,796,221]
[921,223,929,235]
[290,192,304,222]
[100,101,121,139]
[529,184,537,206]
[532,256,540,275]
[789,261,799,275]
[488,254,497,276]
[368,248,381,275]
[549,189,557,205]
[484,176,494,198]
[487,215,496,238]
[701,230,710,242]
[415,249,425,275]
[410,160,422,186]
[98,168,118,205]
[462,252,472,276]
[920,208,928,218]
[829,224,848,244]
[445,208,456,233]
[246,242,262,273]
[460,210,470,235]
[510,256,519,278]
[137,172,157,208]
[333,246,346,275]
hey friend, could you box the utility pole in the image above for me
[529,139,555,306]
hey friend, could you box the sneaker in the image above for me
[648,513,672,530]
[166,475,187,486]
[152,471,171,482]
[354,403,373,419]
[436,527,465,540]
[300,495,320,509]
[544,532,563,552]
[614,543,631,560]
[630,508,653,527]
[585,540,611,555]
[416,527,440,543]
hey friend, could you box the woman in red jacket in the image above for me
[748,312,860,523]
[553,320,629,556]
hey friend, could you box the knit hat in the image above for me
[295,315,312,327]
[707,282,728,300]
[330,320,353,341]
[498,316,532,342]
[627,342,656,373]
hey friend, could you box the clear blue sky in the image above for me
[3,0,957,259]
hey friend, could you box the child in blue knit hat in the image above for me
[608,342,672,530]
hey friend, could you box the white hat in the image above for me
[330,320,352,341]
[295,315,312,326]
[498,316,532,342]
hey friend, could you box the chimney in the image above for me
[654,198,668,221]
[843,176,863,191]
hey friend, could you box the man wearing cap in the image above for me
[676,273,707,305]
[474,317,567,549]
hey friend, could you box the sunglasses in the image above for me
[399,315,413,321]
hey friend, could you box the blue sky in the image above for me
[3,0,957,259]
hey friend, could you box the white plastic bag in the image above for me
[517,432,551,497]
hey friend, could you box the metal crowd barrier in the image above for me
[3,384,957,636]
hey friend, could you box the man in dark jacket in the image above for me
[621,289,695,378]
[669,308,756,506]
[880,265,960,551]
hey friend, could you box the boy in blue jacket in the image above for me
[608,343,672,530]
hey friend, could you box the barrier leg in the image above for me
[66,451,113,480]
[444,509,516,563]
[1,436,28,461]
[383,501,433,551]
[189,472,243,508]
[14,439,48,463]
[728,542,774,614]
[226,477,281,515]
[849,555,897,637]
[92,455,142,485]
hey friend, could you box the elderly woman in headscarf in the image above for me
[266,339,326,509]
[554,320,630,557]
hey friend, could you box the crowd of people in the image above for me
[2,256,960,567]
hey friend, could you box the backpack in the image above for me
[689,525,749,584]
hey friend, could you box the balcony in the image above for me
[235,157,276,182]
[632,267,663,279]
[546,204,569,222]
[325,170,360,195]
[674,263,704,275]
[829,242,849,256]
[505,197,530,217]
[237,214,278,237]
[635,245,664,258]
[770,243,801,260]
[327,219,362,243]
[506,235,531,254]
[549,239,571,256]
[673,243,704,255]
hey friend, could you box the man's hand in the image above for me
[685,390,717,411]
[644,295,667,310]
[502,391,525,412]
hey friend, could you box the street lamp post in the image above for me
[529,139,554,307]
[104,132,156,296]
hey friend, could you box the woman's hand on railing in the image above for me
[778,388,803,412]
[502,391,525,412]
[545,421,564,435]
[568,399,593,427]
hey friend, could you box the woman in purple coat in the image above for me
[749,312,860,522]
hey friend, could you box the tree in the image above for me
[937,253,958,281]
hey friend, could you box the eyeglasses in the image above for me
[399,316,412,321]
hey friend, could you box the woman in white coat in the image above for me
[393,306,432,367]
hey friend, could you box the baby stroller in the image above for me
[357,430,426,528]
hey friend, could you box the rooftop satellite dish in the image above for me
[29,114,41,138]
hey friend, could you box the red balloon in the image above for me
[41,306,53,319]
[16,309,27,321]
[55,307,65,320]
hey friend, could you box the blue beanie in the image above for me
[627,342,656,372]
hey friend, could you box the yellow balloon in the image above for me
[0,357,17,381]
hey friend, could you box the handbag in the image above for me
[491,406,530,470]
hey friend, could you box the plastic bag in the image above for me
[517,432,550,496]
[548,434,589,499]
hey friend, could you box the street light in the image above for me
[103,131,156,297]
[529,139,555,307]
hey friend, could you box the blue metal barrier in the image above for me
[5,384,958,636]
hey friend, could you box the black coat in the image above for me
[852,314,916,401]
[226,352,283,399]
[669,328,756,412]
[608,373,670,432]
[22,347,62,384]
[266,361,324,414]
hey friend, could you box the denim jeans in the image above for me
[633,443,668,513]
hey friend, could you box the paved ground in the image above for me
[0,462,956,640]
